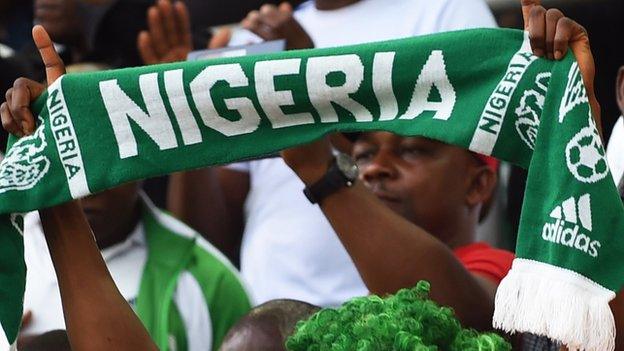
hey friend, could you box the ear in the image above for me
[465,165,498,211]
[617,66,624,115]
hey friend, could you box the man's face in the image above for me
[34,0,82,45]
[80,182,141,248]
[352,132,481,239]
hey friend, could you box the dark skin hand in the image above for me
[280,0,601,330]
[241,2,314,50]
[137,0,192,65]
[1,25,158,351]
[521,0,602,133]
[137,0,231,65]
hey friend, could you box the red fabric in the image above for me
[472,153,500,173]
[453,242,514,284]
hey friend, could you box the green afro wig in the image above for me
[285,281,511,351]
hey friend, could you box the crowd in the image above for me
[0,0,622,350]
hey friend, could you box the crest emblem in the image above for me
[0,122,50,194]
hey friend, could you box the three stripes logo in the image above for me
[541,193,601,257]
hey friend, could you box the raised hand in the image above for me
[0,25,64,137]
[521,0,601,131]
[241,2,314,50]
[137,0,192,65]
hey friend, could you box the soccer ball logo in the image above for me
[565,123,607,183]
[0,122,50,194]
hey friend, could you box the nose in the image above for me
[361,151,397,184]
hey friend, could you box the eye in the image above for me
[399,145,430,161]
[353,148,376,166]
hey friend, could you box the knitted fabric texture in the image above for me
[0,28,622,350]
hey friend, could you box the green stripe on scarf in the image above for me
[1,28,623,350]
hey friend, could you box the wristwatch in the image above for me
[303,153,359,204]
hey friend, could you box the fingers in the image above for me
[137,31,159,65]
[10,79,39,135]
[242,10,277,40]
[173,1,192,49]
[209,27,231,49]
[1,78,44,137]
[147,6,170,57]
[259,4,287,29]
[552,16,574,60]
[528,6,546,57]
[527,6,570,60]
[521,0,542,30]
[1,101,21,137]
[278,2,293,14]
[32,25,65,86]
[545,8,564,59]
[141,0,191,64]
[158,0,178,48]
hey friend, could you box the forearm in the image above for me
[167,168,246,262]
[39,202,158,351]
[318,183,495,329]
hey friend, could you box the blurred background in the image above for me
[0,0,622,249]
[1,0,622,144]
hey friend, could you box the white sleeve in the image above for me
[224,161,251,173]
[436,0,498,32]
[607,117,624,186]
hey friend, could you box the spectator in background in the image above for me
[18,0,150,83]
[604,59,624,351]
[219,299,320,351]
[0,0,32,152]
[20,182,251,351]
[164,0,498,308]
[0,0,32,51]
[276,0,597,336]
[2,25,159,351]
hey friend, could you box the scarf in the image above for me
[0,28,622,350]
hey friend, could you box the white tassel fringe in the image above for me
[493,258,616,351]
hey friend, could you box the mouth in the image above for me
[371,189,401,204]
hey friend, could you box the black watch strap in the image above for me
[303,154,357,204]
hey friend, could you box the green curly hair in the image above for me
[285,281,511,351]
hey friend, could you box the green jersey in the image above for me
[136,194,251,350]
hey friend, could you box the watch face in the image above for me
[336,153,359,181]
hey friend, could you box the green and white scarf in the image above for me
[1,28,622,350]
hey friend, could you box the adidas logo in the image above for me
[541,194,601,257]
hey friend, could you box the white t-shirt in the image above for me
[21,209,213,351]
[231,0,497,307]
[22,212,148,335]
[607,116,624,186]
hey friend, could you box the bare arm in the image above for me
[167,167,249,263]
[323,182,496,329]
[39,203,158,351]
[281,139,496,330]
[1,25,158,351]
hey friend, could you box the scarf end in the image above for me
[493,258,616,351]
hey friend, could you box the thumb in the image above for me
[209,27,232,49]
[279,2,293,14]
[32,25,66,86]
